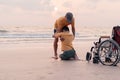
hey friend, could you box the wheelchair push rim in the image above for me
[97,39,120,66]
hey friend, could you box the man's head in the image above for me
[65,12,73,23]
[62,26,69,32]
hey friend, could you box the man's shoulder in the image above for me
[56,16,65,22]
[55,16,66,27]
[58,16,64,20]
[56,16,74,23]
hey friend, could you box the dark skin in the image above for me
[53,24,75,59]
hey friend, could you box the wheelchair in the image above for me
[86,26,120,66]
[86,36,120,66]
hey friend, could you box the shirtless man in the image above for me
[53,12,75,59]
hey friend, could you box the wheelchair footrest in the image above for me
[93,57,99,64]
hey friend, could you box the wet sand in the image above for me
[0,40,120,80]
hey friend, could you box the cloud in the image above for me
[0,0,56,26]
[0,0,120,27]
[0,0,54,12]
[62,1,72,8]
[107,0,120,2]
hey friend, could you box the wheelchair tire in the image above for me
[97,39,120,66]
[86,52,92,61]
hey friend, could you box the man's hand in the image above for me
[60,37,64,41]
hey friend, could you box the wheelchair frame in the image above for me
[86,36,120,66]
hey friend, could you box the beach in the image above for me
[0,39,120,80]
[0,0,120,79]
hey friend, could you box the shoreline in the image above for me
[0,40,120,80]
[0,37,99,44]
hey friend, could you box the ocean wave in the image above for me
[0,33,52,38]
[0,26,112,44]
[0,32,99,39]
[0,30,8,33]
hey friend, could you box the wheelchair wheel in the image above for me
[86,52,92,62]
[97,39,120,66]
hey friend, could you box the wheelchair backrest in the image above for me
[112,25,120,45]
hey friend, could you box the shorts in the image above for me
[59,49,75,60]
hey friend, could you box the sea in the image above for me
[0,26,113,44]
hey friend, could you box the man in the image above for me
[53,12,75,59]
[53,26,78,60]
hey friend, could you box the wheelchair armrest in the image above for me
[99,36,110,43]
[100,36,110,38]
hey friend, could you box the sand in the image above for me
[0,40,120,80]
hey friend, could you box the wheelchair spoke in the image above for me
[98,40,120,66]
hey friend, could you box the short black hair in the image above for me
[65,12,73,23]
[62,26,69,32]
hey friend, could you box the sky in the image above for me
[0,0,120,28]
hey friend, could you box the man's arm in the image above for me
[56,24,63,33]
[71,18,75,36]
[54,19,63,33]
[53,33,61,38]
